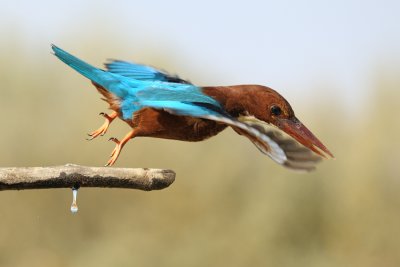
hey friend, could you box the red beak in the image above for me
[277,117,334,158]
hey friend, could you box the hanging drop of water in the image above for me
[70,187,79,214]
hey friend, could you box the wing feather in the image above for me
[105,60,191,84]
[237,124,322,171]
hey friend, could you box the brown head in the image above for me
[203,85,333,158]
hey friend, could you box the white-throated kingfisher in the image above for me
[52,45,333,171]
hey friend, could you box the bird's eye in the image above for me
[270,105,282,116]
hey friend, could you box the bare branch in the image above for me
[0,164,175,191]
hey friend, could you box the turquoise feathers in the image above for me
[51,45,225,120]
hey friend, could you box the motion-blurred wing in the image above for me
[232,122,322,171]
[265,130,322,171]
[105,60,191,84]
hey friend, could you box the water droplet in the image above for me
[70,188,78,214]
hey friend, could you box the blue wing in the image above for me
[52,44,220,118]
[105,60,191,84]
[120,82,227,120]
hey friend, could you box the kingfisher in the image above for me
[52,45,333,171]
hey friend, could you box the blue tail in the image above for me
[52,44,110,88]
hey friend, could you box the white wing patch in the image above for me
[238,115,322,171]
[187,113,287,164]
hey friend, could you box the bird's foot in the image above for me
[105,137,122,166]
[87,112,117,140]
[104,129,136,167]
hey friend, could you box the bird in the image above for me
[52,45,333,171]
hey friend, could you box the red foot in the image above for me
[87,112,118,140]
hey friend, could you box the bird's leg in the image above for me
[105,129,137,166]
[87,111,118,140]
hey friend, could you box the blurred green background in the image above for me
[1,1,400,266]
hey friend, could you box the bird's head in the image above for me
[233,85,333,158]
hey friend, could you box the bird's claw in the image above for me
[99,112,111,119]
[87,112,117,141]
[104,129,135,167]
[87,124,108,140]
[108,137,119,143]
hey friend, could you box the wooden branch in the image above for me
[0,164,175,191]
